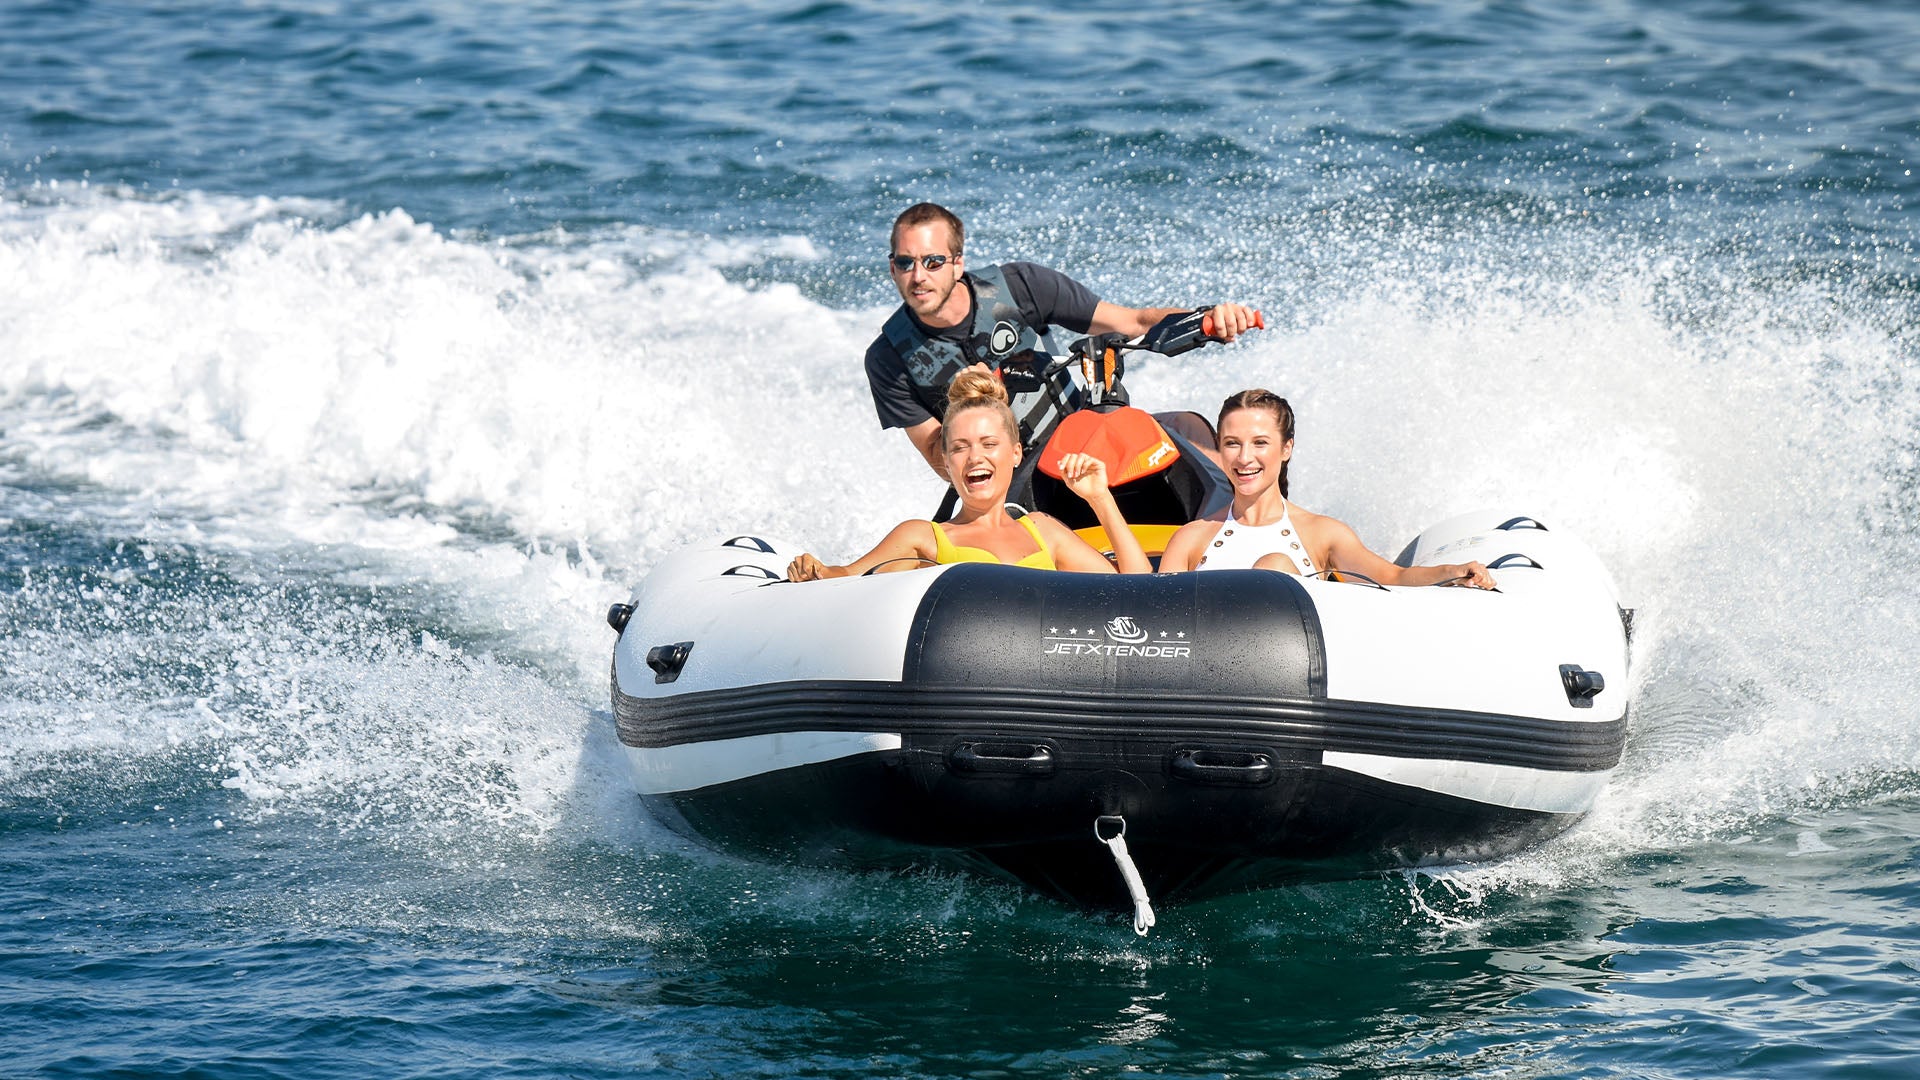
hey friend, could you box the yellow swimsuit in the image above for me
[930,515,1056,569]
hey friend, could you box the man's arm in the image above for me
[904,417,948,482]
[867,335,950,480]
[1002,263,1259,344]
[1089,301,1261,342]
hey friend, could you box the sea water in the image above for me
[3,1,1918,1076]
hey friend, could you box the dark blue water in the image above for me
[5,1,1920,1076]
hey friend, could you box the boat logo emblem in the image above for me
[1041,616,1191,659]
[989,321,1020,357]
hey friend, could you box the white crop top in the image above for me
[1194,501,1317,576]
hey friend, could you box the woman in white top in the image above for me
[1157,389,1497,589]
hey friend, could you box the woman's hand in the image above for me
[1447,561,1497,589]
[1057,452,1114,505]
[1049,453,1153,574]
[787,553,829,582]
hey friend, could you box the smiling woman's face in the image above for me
[1216,406,1293,500]
[943,405,1020,504]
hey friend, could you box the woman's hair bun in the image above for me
[946,367,1010,410]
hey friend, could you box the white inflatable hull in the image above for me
[609,511,1629,909]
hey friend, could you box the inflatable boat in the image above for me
[607,320,1631,930]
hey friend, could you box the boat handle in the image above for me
[862,557,939,576]
[949,741,1056,776]
[722,564,782,579]
[1497,516,1549,531]
[1488,553,1544,570]
[722,536,776,552]
[1311,569,1389,591]
[1169,748,1274,785]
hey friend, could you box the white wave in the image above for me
[0,188,928,840]
[0,188,926,561]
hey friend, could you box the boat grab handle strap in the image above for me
[1311,569,1389,591]
[861,557,940,576]
[1486,552,1543,571]
[1095,815,1156,936]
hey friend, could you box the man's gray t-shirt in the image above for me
[864,261,1100,430]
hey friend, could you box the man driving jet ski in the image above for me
[865,201,1260,483]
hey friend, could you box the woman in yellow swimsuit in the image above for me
[786,369,1151,580]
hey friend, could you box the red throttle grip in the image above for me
[1200,309,1265,337]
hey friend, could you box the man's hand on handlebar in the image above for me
[1202,303,1261,342]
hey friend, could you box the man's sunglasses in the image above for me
[889,253,955,273]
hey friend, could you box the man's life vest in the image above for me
[880,265,1077,450]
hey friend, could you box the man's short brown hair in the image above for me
[891,202,964,255]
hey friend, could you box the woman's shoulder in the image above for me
[1182,505,1230,528]
[1286,500,1336,527]
[1022,511,1084,545]
[1163,517,1224,561]
[887,518,941,546]
[1290,504,1363,547]
[1021,511,1087,551]
[1283,500,1324,524]
[1173,514,1226,538]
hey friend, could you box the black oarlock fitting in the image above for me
[606,603,634,633]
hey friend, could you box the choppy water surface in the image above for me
[4,1,1919,1076]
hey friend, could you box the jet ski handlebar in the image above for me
[1140,306,1266,357]
[1057,307,1264,409]
[1021,307,1262,379]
